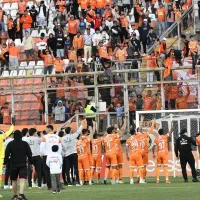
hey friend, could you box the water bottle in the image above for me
[2,168,6,175]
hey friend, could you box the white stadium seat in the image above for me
[2,71,10,77]
[15,39,23,46]
[18,70,26,76]
[10,70,18,76]
[3,3,11,10]
[20,62,28,67]
[10,2,18,10]
[37,61,44,66]
[35,68,43,75]
[10,10,18,18]
[31,30,39,37]
[28,61,36,67]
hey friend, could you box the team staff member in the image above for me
[26,128,42,188]
[175,128,199,182]
[0,125,14,192]
[175,86,190,109]
[40,125,62,190]
[4,130,32,200]
[61,120,84,186]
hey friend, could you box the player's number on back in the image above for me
[131,139,138,150]
[158,140,165,150]
[78,146,84,155]
[93,144,98,154]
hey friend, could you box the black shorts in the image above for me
[170,99,176,108]
[10,165,27,180]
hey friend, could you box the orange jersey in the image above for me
[189,40,198,53]
[144,55,158,68]
[56,83,65,98]
[7,19,14,30]
[164,85,170,101]
[0,94,6,107]
[95,0,105,9]
[73,36,83,49]
[91,138,102,157]
[139,132,149,153]
[156,7,166,21]
[129,99,135,111]
[196,135,200,145]
[126,135,141,155]
[102,134,118,155]
[82,135,91,154]
[154,134,169,153]
[170,86,179,100]
[143,96,155,110]
[176,96,188,109]
[68,20,78,34]
[76,140,88,158]
[115,133,123,153]
[115,49,128,61]
[1,108,11,124]
[156,97,162,110]
[68,50,77,63]
[98,46,109,59]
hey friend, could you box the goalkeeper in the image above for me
[0,125,15,187]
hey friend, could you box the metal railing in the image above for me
[148,5,194,53]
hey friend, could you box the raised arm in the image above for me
[147,120,155,134]
[0,125,14,140]
[119,118,127,137]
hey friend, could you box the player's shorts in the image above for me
[105,153,117,167]
[0,158,3,176]
[142,152,148,165]
[116,152,124,165]
[157,153,168,165]
[88,154,93,168]
[92,156,102,169]
[10,165,27,180]
[130,153,143,168]
[78,156,90,171]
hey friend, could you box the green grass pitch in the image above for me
[1,177,200,200]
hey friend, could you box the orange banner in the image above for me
[101,152,200,177]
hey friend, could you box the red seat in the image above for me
[21,103,31,111]
[0,80,9,88]
[29,111,39,119]
[23,94,32,102]
[34,78,43,85]
[20,111,30,120]
[14,103,22,111]
[30,103,39,110]
[26,78,34,85]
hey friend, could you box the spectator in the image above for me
[18,0,27,16]
[116,103,123,127]
[46,145,62,194]
[175,87,190,109]
[156,3,167,36]
[56,78,65,99]
[35,1,47,28]
[54,56,65,74]
[135,94,144,111]
[68,77,79,106]
[37,33,47,58]
[111,21,121,49]
[166,5,175,37]
[40,49,54,75]
[181,34,189,57]
[32,91,45,123]
[94,13,102,30]
[47,33,57,57]
[0,7,6,32]
[86,7,95,28]
[139,19,151,54]
[7,14,15,41]
[147,27,157,48]
[131,33,141,52]
[55,100,65,124]
[20,10,33,36]
[73,32,83,57]
[1,102,11,125]
[14,13,22,41]
[29,5,38,29]
[101,29,110,45]
[115,44,128,64]
[4,130,32,200]
[8,41,19,71]
[129,24,140,40]
[119,12,129,42]
[169,83,180,109]
[23,31,35,61]
[189,35,198,74]
[55,26,65,58]
[0,43,9,75]
[47,97,54,124]
[84,29,92,62]
[79,17,87,34]
[86,23,95,36]
[68,15,78,41]
[95,0,105,16]
[108,103,116,126]
[92,28,102,55]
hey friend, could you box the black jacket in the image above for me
[38,5,47,17]
[4,139,32,166]
[139,24,151,41]
[47,37,57,51]
[131,39,141,52]
[175,134,196,157]
[111,25,121,37]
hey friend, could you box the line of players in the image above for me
[76,119,173,185]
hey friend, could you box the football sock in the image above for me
[86,170,91,181]
[119,168,123,180]
[79,170,84,182]
[91,168,94,180]
[139,168,144,179]
[130,168,134,179]
[156,167,161,180]
[104,167,109,180]
[96,170,101,181]
[111,169,117,182]
[143,167,147,179]
[164,166,169,180]
[116,169,119,180]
